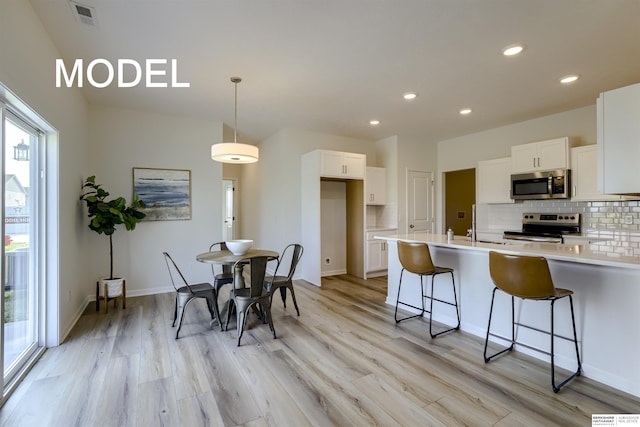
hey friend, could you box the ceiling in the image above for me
[29,0,640,143]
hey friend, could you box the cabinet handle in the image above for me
[573,185,577,197]
[537,157,541,168]
[533,158,536,168]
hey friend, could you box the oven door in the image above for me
[503,232,563,244]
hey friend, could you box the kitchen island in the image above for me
[376,233,640,398]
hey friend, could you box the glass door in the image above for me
[2,110,40,384]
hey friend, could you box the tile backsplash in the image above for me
[479,199,640,255]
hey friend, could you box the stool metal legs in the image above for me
[483,287,582,393]
[395,269,461,338]
[550,295,582,392]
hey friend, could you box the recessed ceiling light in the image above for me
[403,92,417,100]
[369,120,380,125]
[560,74,580,84]
[502,44,524,56]
[459,108,472,115]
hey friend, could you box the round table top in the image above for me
[196,248,279,265]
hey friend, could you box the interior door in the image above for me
[406,170,434,234]
[221,179,235,241]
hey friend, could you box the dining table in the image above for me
[196,248,279,289]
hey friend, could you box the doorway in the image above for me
[221,179,236,241]
[444,168,476,236]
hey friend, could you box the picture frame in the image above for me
[133,167,191,221]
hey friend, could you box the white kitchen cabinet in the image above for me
[511,137,573,173]
[476,157,513,204]
[572,145,639,201]
[365,167,386,205]
[571,145,620,201]
[365,229,396,275]
[367,240,387,272]
[597,82,640,195]
[320,150,366,179]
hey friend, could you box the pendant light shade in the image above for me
[211,142,258,163]
[211,77,259,164]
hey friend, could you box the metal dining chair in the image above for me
[225,256,276,346]
[263,244,303,315]
[209,241,234,293]
[163,251,223,338]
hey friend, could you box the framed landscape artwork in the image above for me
[132,167,191,221]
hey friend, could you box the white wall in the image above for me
[320,181,347,275]
[88,105,224,296]
[1,0,89,344]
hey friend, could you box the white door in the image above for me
[406,170,434,234]
[222,179,235,241]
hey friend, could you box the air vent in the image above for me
[68,1,98,27]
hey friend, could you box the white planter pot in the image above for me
[99,277,125,298]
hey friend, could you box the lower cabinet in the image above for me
[367,240,388,272]
[366,229,397,276]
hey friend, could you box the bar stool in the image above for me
[484,251,582,393]
[395,240,460,338]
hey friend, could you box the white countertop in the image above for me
[375,233,640,270]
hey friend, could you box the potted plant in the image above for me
[79,175,146,310]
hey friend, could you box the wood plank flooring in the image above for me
[1,274,639,426]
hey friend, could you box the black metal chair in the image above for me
[225,256,276,346]
[163,251,223,338]
[263,244,303,315]
[484,251,582,393]
[395,240,460,338]
[209,241,234,294]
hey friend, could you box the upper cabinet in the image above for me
[571,145,621,201]
[476,157,513,203]
[477,157,514,204]
[597,83,640,195]
[511,137,574,173]
[320,150,366,179]
[365,167,386,205]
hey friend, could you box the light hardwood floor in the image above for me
[1,274,638,426]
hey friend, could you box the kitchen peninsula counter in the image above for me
[375,232,640,398]
[377,233,640,270]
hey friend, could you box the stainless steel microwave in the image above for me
[510,169,570,200]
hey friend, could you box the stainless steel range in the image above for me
[503,213,581,243]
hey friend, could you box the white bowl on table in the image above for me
[225,239,253,255]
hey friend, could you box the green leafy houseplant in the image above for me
[79,176,146,280]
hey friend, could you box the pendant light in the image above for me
[211,77,259,164]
